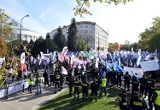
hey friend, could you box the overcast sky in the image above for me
[1,0,160,44]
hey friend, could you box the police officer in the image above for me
[124,72,131,91]
[150,85,160,110]
[130,92,148,110]
[73,76,81,99]
[60,72,64,90]
[117,72,123,88]
[68,75,74,96]
[43,70,49,87]
[82,78,89,101]
[50,69,55,86]
[116,90,130,110]
[139,75,146,96]
[131,76,139,97]
[54,72,60,93]
[91,79,98,101]
[145,74,154,98]
[99,76,107,97]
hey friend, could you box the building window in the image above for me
[85,25,88,28]
[80,25,83,28]
[90,26,93,28]
[85,30,88,33]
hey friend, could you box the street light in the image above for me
[20,14,29,44]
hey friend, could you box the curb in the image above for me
[31,88,67,110]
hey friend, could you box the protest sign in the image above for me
[124,66,143,78]
[140,60,159,72]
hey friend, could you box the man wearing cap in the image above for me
[150,85,160,110]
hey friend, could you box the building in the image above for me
[50,21,109,50]
[7,19,39,42]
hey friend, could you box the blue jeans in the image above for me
[99,86,107,96]
[36,85,42,94]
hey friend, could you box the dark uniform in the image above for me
[132,76,139,96]
[117,72,123,87]
[82,79,89,100]
[73,77,81,99]
[139,75,146,96]
[60,73,64,90]
[54,72,60,93]
[91,79,98,101]
[43,70,49,86]
[116,90,129,110]
[130,92,148,110]
[145,75,154,97]
[68,76,74,96]
[124,72,131,91]
[50,71,55,86]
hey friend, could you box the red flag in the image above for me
[117,43,120,51]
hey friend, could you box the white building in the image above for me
[7,19,39,42]
[50,21,109,50]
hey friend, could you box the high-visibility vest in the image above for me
[155,90,160,106]
[37,77,42,85]
[28,78,33,85]
[100,78,107,87]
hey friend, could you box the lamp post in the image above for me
[20,14,29,44]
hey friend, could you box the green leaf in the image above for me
[76,0,82,6]
[85,1,90,7]
[99,0,103,3]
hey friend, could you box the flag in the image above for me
[117,43,120,51]
[130,70,139,81]
[59,46,68,62]
[61,66,68,75]
[99,64,103,76]
[20,52,26,72]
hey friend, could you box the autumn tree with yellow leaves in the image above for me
[0,8,11,57]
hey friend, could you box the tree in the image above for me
[76,40,87,51]
[138,17,160,52]
[53,27,66,51]
[67,18,77,51]
[31,36,45,56]
[45,33,56,52]
[0,9,11,57]
[74,0,134,17]
[108,43,119,52]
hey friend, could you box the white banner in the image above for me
[0,79,28,98]
[140,60,159,72]
[0,89,6,98]
[124,66,144,78]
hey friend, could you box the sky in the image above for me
[0,0,160,44]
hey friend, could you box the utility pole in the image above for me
[20,14,29,44]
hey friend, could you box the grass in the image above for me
[39,85,123,110]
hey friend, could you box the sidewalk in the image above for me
[0,85,67,110]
